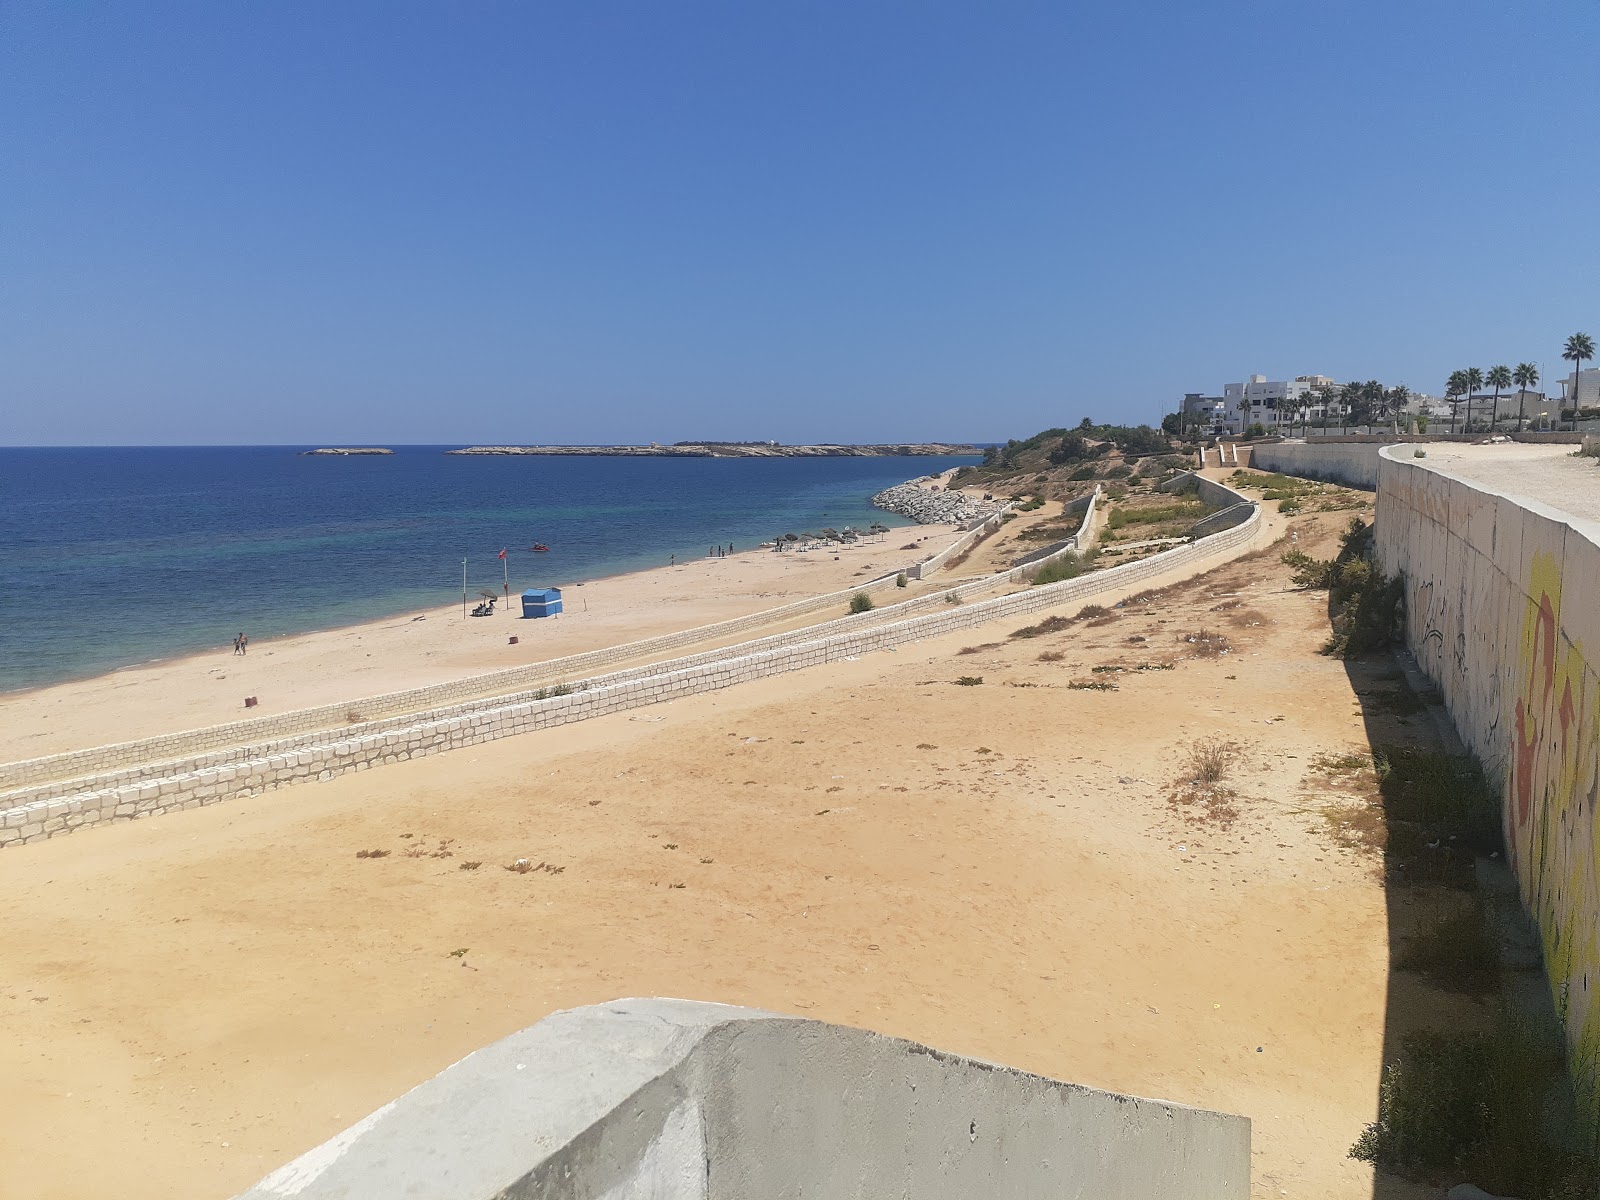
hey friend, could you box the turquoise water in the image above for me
[0,447,977,692]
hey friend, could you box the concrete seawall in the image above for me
[234,998,1251,1200]
[1373,445,1600,1119]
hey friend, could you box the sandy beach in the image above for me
[0,519,977,762]
[0,493,1438,1200]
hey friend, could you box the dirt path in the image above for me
[1,500,1406,1200]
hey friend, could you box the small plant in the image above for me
[916,742,937,749]
[944,592,961,605]
[1185,739,1235,785]
[1413,449,1427,458]
[458,860,483,871]
[1038,650,1065,663]
[895,571,908,587]
[355,848,390,859]
[1010,614,1073,638]
[954,675,984,686]
[958,642,1001,655]
[1029,552,1086,586]
[1076,604,1108,619]
[1068,679,1117,691]
[345,709,365,724]
[1179,629,1231,657]
[849,592,874,614]
[448,947,470,958]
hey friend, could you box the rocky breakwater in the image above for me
[872,483,996,525]
[300,447,393,456]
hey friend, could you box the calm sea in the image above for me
[0,447,978,693]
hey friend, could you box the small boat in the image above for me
[530,543,551,552]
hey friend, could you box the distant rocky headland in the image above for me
[444,443,981,458]
[300,447,394,456]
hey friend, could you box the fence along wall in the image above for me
[233,997,1251,1200]
[1,488,1258,847]
[1374,446,1600,1127]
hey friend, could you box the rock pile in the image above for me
[871,483,996,525]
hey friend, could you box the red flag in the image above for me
[497,548,507,560]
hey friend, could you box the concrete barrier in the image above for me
[233,998,1251,1200]
[908,504,1012,580]
[1373,445,1600,1123]
[1247,441,1404,489]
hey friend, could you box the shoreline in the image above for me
[0,512,969,763]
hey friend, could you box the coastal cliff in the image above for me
[445,443,980,458]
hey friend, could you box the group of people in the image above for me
[708,543,735,558]
[232,631,250,656]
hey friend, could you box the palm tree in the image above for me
[1445,370,1468,434]
[1461,367,1484,433]
[1513,362,1539,432]
[1341,381,1364,434]
[1485,365,1512,430]
[1563,333,1595,424]
[1388,385,1410,433]
[1363,380,1386,432]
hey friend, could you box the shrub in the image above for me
[954,676,983,686]
[849,592,874,614]
[1030,552,1085,586]
[895,571,908,588]
[1351,1015,1594,1197]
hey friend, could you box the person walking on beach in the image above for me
[233,632,244,656]
[238,632,249,655]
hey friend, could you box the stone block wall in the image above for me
[233,998,1251,1200]
[1374,445,1600,1124]
[0,487,1259,849]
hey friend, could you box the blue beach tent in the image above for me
[521,587,563,618]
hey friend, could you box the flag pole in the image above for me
[461,558,467,619]
[502,550,509,613]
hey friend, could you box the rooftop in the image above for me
[1408,442,1600,525]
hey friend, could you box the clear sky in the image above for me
[3,1,1597,446]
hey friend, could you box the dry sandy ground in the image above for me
[0,520,969,762]
[0,498,1416,1200]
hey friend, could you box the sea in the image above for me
[0,446,979,694]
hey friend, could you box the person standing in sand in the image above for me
[233,632,244,656]
[239,632,249,655]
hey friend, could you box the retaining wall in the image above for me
[1247,441,1401,489]
[1,488,1259,848]
[908,504,1011,579]
[233,997,1251,1200]
[1373,445,1600,1122]
[0,559,931,793]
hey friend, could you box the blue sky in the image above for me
[3,1,1597,446]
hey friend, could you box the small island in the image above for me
[300,447,394,456]
[445,442,980,458]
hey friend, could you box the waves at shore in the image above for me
[0,447,978,693]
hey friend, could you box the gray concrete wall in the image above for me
[1373,445,1600,1124]
[1247,441,1402,489]
[234,998,1251,1200]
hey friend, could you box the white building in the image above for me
[1560,368,1600,408]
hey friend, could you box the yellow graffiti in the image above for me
[1509,550,1600,1122]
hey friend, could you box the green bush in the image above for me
[848,592,874,614]
[895,571,908,588]
[1352,1016,1594,1198]
[1029,552,1084,586]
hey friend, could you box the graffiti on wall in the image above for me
[1508,550,1600,1122]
